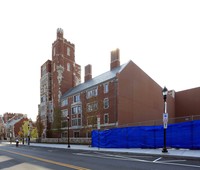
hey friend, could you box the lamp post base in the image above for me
[68,145,70,148]
[162,148,168,153]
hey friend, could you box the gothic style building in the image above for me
[39,28,81,137]
[39,28,200,138]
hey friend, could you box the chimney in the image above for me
[84,64,92,82]
[110,48,120,70]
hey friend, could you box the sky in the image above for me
[0,0,200,121]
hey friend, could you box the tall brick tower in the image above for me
[52,28,81,108]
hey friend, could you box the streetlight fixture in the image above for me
[67,115,70,148]
[162,86,168,153]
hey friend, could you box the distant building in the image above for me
[39,28,200,138]
[0,113,28,140]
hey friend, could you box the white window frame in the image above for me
[71,118,81,127]
[71,105,82,114]
[73,94,80,103]
[87,102,98,112]
[104,83,109,93]
[86,87,98,99]
[104,98,109,109]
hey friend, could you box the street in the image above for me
[0,143,200,170]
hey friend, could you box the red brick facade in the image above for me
[39,28,200,138]
[51,28,81,108]
[175,87,200,117]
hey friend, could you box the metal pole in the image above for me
[162,100,168,153]
[68,117,70,148]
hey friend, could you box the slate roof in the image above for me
[5,116,24,128]
[61,62,129,99]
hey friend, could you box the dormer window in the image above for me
[86,87,98,99]
[73,94,80,103]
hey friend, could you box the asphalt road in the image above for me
[0,143,199,170]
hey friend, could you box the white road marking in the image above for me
[75,153,151,163]
[74,152,200,168]
[153,157,162,162]
[0,156,13,162]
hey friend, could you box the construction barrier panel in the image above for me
[91,120,200,149]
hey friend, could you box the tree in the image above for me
[22,121,30,137]
[31,127,38,138]
[36,115,44,138]
[52,107,62,139]
[46,116,52,138]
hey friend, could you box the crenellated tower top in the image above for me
[57,28,63,39]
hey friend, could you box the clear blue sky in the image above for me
[0,0,200,121]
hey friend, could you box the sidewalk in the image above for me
[21,143,200,159]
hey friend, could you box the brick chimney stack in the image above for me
[110,48,120,70]
[84,64,92,82]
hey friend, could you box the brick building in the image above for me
[39,28,200,138]
[1,113,28,139]
[39,28,81,137]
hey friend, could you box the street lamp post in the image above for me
[67,115,70,148]
[9,128,12,144]
[162,86,168,153]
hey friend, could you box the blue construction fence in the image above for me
[91,120,200,149]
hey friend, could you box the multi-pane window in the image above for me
[61,98,68,107]
[73,94,80,103]
[104,83,109,93]
[61,109,68,117]
[104,98,109,109]
[86,87,98,99]
[87,102,98,112]
[67,47,70,56]
[74,131,80,138]
[104,114,109,124]
[71,105,82,114]
[72,118,81,126]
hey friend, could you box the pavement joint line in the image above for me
[155,161,200,168]
[0,148,90,170]
[158,160,186,163]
